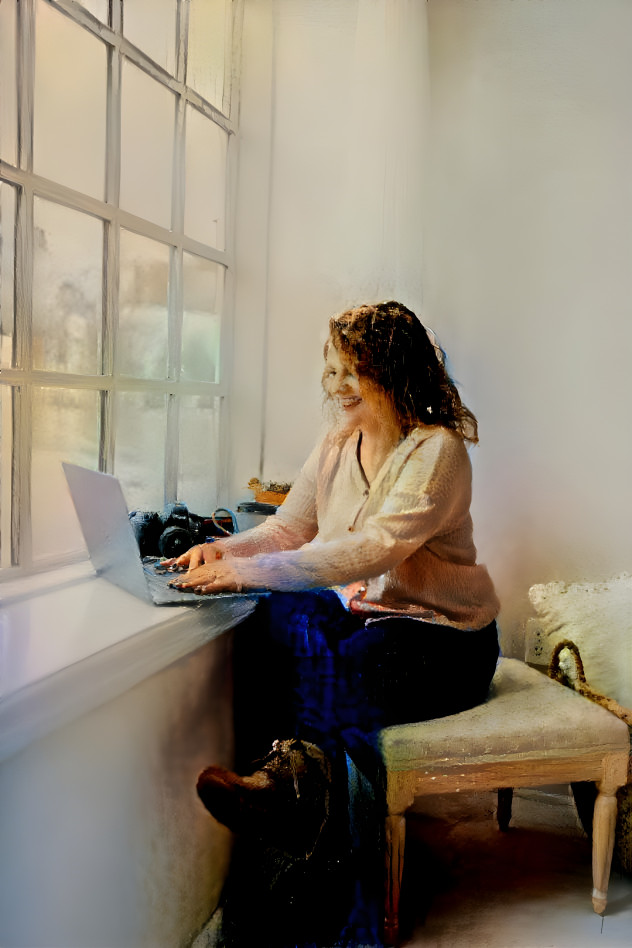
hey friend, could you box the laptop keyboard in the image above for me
[142,557,258,604]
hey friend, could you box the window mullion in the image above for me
[165,393,179,505]
[16,0,34,174]
[165,243,182,504]
[11,384,32,568]
[169,93,185,345]
[222,0,240,118]
[230,1,245,113]
[219,132,239,503]
[0,369,221,398]
[11,185,34,567]
[15,0,34,372]
[216,0,242,503]
[176,0,189,86]
[101,215,119,472]
[110,0,123,34]
[164,109,185,500]
[12,0,35,565]
[105,33,122,209]
[101,33,122,474]
[163,0,189,506]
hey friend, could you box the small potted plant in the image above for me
[247,478,292,505]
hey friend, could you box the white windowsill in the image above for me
[0,563,257,763]
[0,559,98,603]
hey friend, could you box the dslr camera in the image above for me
[129,503,236,559]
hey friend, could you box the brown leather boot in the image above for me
[197,738,331,858]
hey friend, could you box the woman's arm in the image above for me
[218,460,319,557]
[174,430,471,594]
[166,439,322,573]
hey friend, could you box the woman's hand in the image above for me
[163,541,226,572]
[168,559,243,595]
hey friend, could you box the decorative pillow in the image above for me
[528,574,632,710]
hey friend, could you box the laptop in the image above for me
[62,462,259,606]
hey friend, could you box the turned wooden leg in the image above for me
[384,813,406,947]
[592,788,618,915]
[497,787,513,832]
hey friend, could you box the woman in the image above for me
[169,301,500,947]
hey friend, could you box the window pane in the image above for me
[32,387,100,561]
[120,62,175,228]
[0,386,13,568]
[118,230,169,379]
[34,0,106,199]
[114,391,167,511]
[185,106,227,248]
[178,395,220,513]
[33,199,103,375]
[182,254,223,383]
[123,0,177,75]
[0,183,16,368]
[0,0,17,165]
[188,0,228,110]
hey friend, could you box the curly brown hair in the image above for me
[327,300,478,443]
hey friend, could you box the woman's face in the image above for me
[323,341,392,431]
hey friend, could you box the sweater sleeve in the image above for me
[216,442,320,557]
[230,430,471,591]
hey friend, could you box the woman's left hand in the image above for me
[168,560,243,594]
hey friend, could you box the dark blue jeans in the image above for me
[233,589,499,767]
[228,591,499,947]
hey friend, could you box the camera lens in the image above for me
[159,526,193,559]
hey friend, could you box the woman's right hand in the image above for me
[162,541,226,572]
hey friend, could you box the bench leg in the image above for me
[592,787,618,915]
[497,787,513,831]
[384,813,406,947]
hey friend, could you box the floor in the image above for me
[399,788,632,948]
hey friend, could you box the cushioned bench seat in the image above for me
[379,658,630,945]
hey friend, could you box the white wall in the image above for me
[232,0,632,652]
[231,0,429,493]
[0,636,234,948]
[424,0,632,649]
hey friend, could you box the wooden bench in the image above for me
[379,657,630,945]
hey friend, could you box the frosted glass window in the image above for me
[31,387,99,561]
[33,199,103,375]
[182,254,224,383]
[0,184,16,368]
[185,106,227,248]
[118,230,169,379]
[0,386,13,568]
[177,395,220,512]
[120,62,175,228]
[0,0,17,165]
[123,0,177,75]
[114,391,167,511]
[34,0,106,199]
[188,0,227,110]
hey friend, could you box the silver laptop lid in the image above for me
[62,462,153,603]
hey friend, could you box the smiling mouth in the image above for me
[339,396,362,409]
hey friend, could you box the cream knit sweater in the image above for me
[226,425,500,631]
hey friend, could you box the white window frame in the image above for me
[0,0,243,576]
